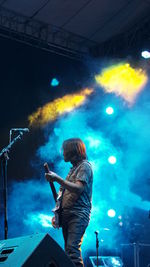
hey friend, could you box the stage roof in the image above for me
[0,0,150,58]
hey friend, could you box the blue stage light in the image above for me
[51,78,59,86]
[108,156,117,164]
[106,106,114,115]
[107,209,116,217]
[141,51,150,59]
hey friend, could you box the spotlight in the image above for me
[51,78,59,86]
[141,51,150,59]
[108,156,117,164]
[107,209,116,217]
[119,221,123,227]
[106,106,114,115]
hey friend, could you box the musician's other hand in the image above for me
[51,216,57,228]
[45,171,59,182]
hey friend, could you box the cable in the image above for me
[30,0,52,19]
[61,0,92,28]
[61,0,93,28]
[88,0,134,39]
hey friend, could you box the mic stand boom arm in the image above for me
[0,132,23,239]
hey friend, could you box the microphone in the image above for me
[11,128,29,132]
[94,231,99,235]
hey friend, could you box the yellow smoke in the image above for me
[28,88,93,127]
[95,63,148,104]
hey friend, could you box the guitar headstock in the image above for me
[44,162,50,173]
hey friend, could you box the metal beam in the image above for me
[90,14,150,58]
[0,6,96,60]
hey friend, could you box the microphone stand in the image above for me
[0,132,23,239]
[95,231,99,267]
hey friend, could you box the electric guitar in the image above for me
[44,162,62,229]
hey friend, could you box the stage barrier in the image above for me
[121,243,150,267]
[89,256,123,267]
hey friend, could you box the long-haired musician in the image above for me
[45,138,93,267]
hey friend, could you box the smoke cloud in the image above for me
[1,62,150,259]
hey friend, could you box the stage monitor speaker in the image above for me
[89,256,123,267]
[0,233,75,267]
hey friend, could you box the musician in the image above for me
[45,138,93,267]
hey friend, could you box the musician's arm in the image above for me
[45,173,85,194]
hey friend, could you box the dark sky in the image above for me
[0,36,90,180]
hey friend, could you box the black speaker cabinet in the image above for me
[0,233,75,267]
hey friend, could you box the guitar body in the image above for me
[52,192,62,228]
[44,162,62,229]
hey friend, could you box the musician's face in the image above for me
[63,149,70,162]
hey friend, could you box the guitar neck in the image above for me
[44,162,58,202]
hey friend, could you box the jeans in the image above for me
[61,211,89,267]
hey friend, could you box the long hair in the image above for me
[62,138,87,161]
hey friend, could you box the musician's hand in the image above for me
[45,171,59,182]
[51,216,57,228]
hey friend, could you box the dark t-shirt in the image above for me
[61,160,93,220]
